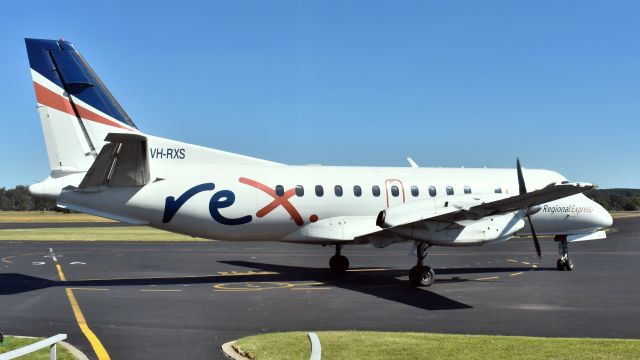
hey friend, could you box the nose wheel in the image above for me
[555,235,573,271]
[409,242,435,287]
[329,244,349,272]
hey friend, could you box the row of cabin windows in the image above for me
[274,184,504,198]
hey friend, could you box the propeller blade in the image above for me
[516,158,527,195]
[527,214,541,258]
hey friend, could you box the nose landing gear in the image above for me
[329,244,349,272]
[555,235,573,271]
[409,242,435,287]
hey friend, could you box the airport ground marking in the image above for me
[53,253,111,360]
[68,288,109,291]
[65,288,111,360]
[475,276,500,281]
[510,272,524,277]
[56,264,66,281]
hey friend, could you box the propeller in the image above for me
[517,158,541,258]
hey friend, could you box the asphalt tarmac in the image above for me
[1,217,639,359]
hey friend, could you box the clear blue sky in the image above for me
[1,1,638,188]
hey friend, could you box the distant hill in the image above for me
[585,188,640,211]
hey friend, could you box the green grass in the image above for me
[0,226,210,241]
[611,211,640,219]
[233,331,640,360]
[0,211,114,223]
[0,336,76,359]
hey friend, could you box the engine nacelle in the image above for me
[384,212,525,246]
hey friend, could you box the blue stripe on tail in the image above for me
[25,38,137,129]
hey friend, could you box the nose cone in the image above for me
[592,203,613,229]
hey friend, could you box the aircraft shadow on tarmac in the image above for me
[0,263,554,311]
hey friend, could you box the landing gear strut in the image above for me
[555,235,573,271]
[409,242,435,287]
[329,244,349,272]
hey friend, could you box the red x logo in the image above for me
[239,177,304,226]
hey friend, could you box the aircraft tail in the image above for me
[25,38,139,177]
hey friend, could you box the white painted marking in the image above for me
[70,261,86,265]
[32,262,46,266]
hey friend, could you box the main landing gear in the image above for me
[329,244,349,272]
[409,242,435,287]
[555,235,574,271]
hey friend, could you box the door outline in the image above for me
[384,179,406,208]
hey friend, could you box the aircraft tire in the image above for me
[556,259,565,271]
[409,265,435,287]
[564,259,574,271]
[329,255,349,272]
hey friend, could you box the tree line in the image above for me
[0,185,639,212]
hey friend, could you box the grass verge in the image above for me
[611,211,640,219]
[233,331,640,360]
[0,211,114,223]
[0,226,209,241]
[0,336,75,359]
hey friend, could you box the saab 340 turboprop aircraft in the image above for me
[25,38,613,286]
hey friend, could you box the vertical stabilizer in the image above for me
[25,38,139,176]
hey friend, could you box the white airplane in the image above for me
[25,38,612,286]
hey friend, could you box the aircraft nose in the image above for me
[592,203,613,229]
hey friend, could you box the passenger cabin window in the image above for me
[335,185,343,197]
[372,185,381,197]
[295,185,304,197]
[464,186,472,194]
[391,186,400,197]
[275,185,284,197]
[315,185,324,197]
[446,186,454,195]
[353,185,362,197]
[494,187,502,194]
[411,185,419,197]
[428,186,437,197]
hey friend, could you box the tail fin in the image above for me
[25,38,138,176]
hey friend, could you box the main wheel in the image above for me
[409,265,435,287]
[564,259,574,271]
[556,259,565,271]
[329,255,349,272]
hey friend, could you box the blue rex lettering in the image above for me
[162,183,252,225]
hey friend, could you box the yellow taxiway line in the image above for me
[56,260,111,360]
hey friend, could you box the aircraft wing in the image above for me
[426,181,595,223]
